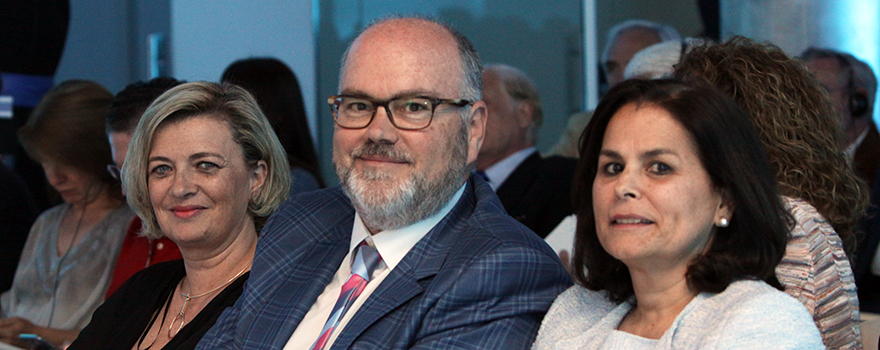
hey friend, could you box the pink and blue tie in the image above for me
[310,241,384,350]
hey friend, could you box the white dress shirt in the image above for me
[284,184,466,349]
[482,147,536,191]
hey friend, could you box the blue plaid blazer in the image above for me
[197,175,572,349]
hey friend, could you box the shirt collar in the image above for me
[349,183,466,270]
[483,147,537,190]
[844,127,870,163]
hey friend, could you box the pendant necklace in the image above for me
[167,261,252,337]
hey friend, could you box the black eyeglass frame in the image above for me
[327,95,473,131]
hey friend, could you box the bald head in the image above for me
[340,17,483,103]
[602,20,681,88]
[476,64,542,171]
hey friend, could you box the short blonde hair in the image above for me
[123,82,291,238]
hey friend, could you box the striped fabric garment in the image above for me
[310,241,384,350]
[776,196,861,349]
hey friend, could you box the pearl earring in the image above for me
[718,218,729,228]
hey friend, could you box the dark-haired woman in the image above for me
[533,79,823,349]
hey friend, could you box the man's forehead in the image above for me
[610,28,660,57]
[806,57,847,85]
[340,20,462,97]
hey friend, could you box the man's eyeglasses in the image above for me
[328,95,473,130]
[107,164,122,181]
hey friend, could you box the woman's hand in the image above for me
[0,317,37,346]
[0,317,79,348]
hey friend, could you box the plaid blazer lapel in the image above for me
[241,188,356,349]
[330,180,479,349]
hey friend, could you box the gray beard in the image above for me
[335,125,470,232]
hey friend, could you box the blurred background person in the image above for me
[600,20,682,90]
[69,81,290,350]
[801,48,879,182]
[800,48,880,314]
[675,37,867,348]
[103,77,184,298]
[0,80,133,348]
[549,19,680,159]
[475,64,576,238]
[221,57,324,194]
[534,79,823,349]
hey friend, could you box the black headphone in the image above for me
[837,53,870,118]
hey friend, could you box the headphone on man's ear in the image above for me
[838,53,870,118]
[849,86,869,119]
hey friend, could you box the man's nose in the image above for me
[365,105,400,145]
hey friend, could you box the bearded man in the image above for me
[198,16,571,350]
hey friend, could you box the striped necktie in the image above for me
[310,240,384,350]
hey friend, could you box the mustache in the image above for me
[351,142,414,163]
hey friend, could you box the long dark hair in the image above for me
[572,79,791,303]
[222,57,324,187]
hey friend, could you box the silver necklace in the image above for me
[167,261,252,337]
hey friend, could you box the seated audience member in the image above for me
[221,57,324,194]
[534,79,824,349]
[674,37,867,349]
[0,80,133,348]
[0,160,38,294]
[69,82,291,350]
[549,19,680,158]
[800,48,880,313]
[801,48,879,182]
[197,17,571,350]
[551,38,708,267]
[475,64,576,238]
[103,77,184,298]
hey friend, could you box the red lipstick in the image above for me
[170,205,204,219]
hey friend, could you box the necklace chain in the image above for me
[167,261,253,338]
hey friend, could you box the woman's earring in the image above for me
[718,218,729,228]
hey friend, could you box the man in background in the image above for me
[103,77,183,297]
[550,19,680,158]
[803,48,880,312]
[476,64,576,238]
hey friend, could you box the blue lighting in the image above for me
[825,0,880,124]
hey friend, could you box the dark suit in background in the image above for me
[495,153,577,239]
[853,122,880,188]
[852,123,880,312]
